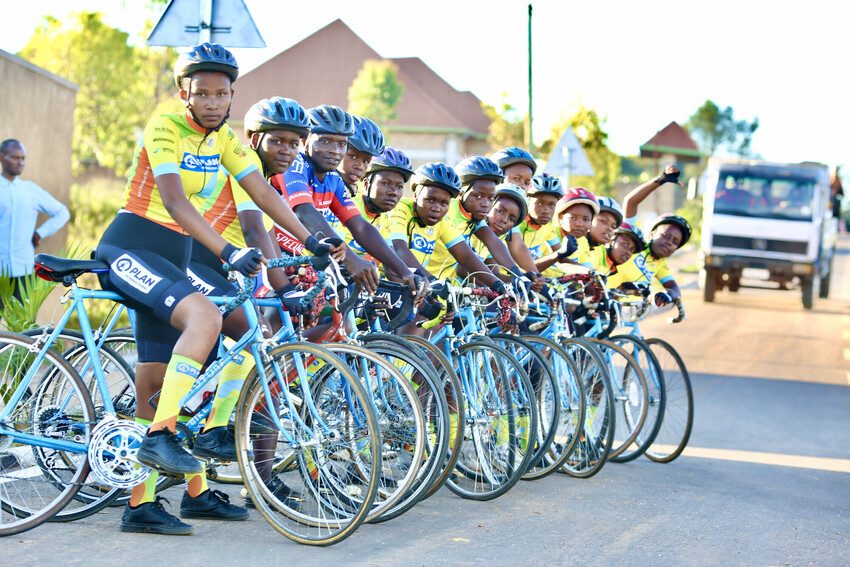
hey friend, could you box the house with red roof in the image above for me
[229,19,491,167]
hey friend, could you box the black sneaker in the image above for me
[245,478,303,511]
[180,489,249,521]
[137,430,203,475]
[192,426,237,461]
[120,497,193,535]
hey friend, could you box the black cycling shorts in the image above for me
[96,213,199,363]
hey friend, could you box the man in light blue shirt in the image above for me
[0,139,70,289]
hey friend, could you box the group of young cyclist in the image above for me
[85,42,692,535]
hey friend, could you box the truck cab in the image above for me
[699,159,836,309]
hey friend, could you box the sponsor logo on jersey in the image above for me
[633,253,653,281]
[186,267,215,295]
[111,254,162,294]
[274,227,306,255]
[411,233,436,255]
[180,152,220,173]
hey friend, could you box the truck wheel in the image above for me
[802,277,815,310]
[728,276,741,293]
[819,259,833,299]
[701,268,717,303]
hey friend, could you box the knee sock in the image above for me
[205,343,254,431]
[177,415,209,497]
[129,418,159,507]
[149,355,203,433]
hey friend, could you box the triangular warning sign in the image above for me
[147,0,265,48]
[543,127,595,179]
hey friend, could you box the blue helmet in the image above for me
[494,183,529,227]
[490,146,537,174]
[173,42,238,87]
[367,147,414,182]
[243,97,310,138]
[596,196,624,225]
[527,173,564,198]
[454,156,504,187]
[307,105,355,136]
[348,116,385,157]
[411,162,462,198]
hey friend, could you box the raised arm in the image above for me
[623,164,682,219]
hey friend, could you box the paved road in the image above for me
[6,240,850,566]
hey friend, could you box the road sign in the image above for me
[543,127,595,180]
[147,0,266,48]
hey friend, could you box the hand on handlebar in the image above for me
[221,244,266,277]
[344,254,379,294]
[654,291,673,307]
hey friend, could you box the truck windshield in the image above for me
[713,173,814,221]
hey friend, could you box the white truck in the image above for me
[699,159,837,309]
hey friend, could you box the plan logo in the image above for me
[411,234,435,255]
[186,268,215,295]
[180,152,220,173]
[111,254,162,294]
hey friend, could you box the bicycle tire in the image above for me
[607,334,666,463]
[0,332,96,536]
[235,342,381,546]
[644,338,694,463]
[557,337,615,478]
[585,338,649,460]
[519,336,586,480]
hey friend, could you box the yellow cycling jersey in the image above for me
[514,218,564,277]
[428,200,486,279]
[568,235,597,269]
[606,248,673,289]
[124,113,258,234]
[385,198,464,275]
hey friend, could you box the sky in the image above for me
[2,0,848,169]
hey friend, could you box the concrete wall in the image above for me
[0,50,77,257]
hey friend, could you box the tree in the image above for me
[18,13,177,176]
[686,100,759,157]
[347,60,404,125]
[539,105,621,196]
[482,97,527,152]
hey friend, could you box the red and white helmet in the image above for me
[554,187,600,219]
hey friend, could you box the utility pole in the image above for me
[526,3,533,149]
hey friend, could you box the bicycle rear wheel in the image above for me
[644,338,693,463]
[0,332,96,536]
[236,342,381,546]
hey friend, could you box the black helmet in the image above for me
[244,97,310,138]
[411,162,462,198]
[348,116,385,157]
[173,42,239,88]
[527,173,564,198]
[454,156,504,187]
[367,146,414,182]
[612,222,646,250]
[651,213,692,247]
[494,183,529,227]
[490,146,537,174]
[307,105,355,136]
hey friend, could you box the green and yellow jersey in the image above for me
[427,200,486,279]
[385,198,464,276]
[606,248,673,289]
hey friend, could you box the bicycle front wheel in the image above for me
[644,338,694,463]
[235,342,381,546]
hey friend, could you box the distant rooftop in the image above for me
[640,121,701,162]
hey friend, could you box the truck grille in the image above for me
[712,235,808,254]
